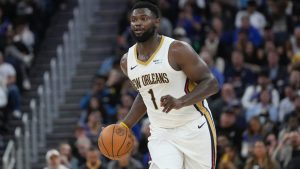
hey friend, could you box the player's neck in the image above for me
[136,34,161,55]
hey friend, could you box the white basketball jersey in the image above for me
[127,36,209,128]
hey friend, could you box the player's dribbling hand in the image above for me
[160,95,184,113]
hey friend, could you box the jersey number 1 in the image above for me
[148,89,158,110]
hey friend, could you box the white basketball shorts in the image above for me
[147,116,216,169]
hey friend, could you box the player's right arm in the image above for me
[119,53,147,129]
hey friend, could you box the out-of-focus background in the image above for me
[0,0,300,169]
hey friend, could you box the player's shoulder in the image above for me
[121,43,138,66]
[169,39,194,56]
[170,39,191,50]
[121,52,128,63]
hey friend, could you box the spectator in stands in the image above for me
[121,92,134,110]
[217,108,243,151]
[242,70,280,109]
[12,19,35,53]
[235,0,266,34]
[75,137,92,167]
[102,68,125,123]
[289,63,300,92]
[267,50,288,94]
[202,27,227,72]
[79,147,107,169]
[210,1,234,30]
[120,79,138,97]
[0,51,21,118]
[117,22,135,50]
[231,100,247,129]
[241,116,264,158]
[225,50,255,98]
[233,14,263,48]
[70,126,90,167]
[82,111,102,144]
[59,143,79,169]
[177,3,202,40]
[243,40,262,72]
[178,0,207,10]
[219,144,242,169]
[79,96,106,125]
[5,30,32,90]
[217,135,231,164]
[265,133,278,156]
[173,27,191,44]
[211,17,233,61]
[204,28,221,57]
[210,1,222,18]
[244,140,279,169]
[273,131,300,168]
[246,89,278,122]
[98,54,123,77]
[287,26,300,58]
[294,93,300,114]
[278,112,300,141]
[267,0,289,45]
[80,75,107,110]
[201,49,224,88]
[210,83,237,120]
[107,151,143,169]
[279,85,296,122]
[158,16,173,37]
[44,149,69,169]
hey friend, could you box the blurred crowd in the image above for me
[45,0,300,169]
[0,0,67,149]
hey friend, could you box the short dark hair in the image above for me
[131,0,161,18]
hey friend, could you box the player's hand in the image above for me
[160,95,183,113]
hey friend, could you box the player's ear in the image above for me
[154,18,160,27]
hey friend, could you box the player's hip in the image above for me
[147,108,204,129]
[148,115,213,140]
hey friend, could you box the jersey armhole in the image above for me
[127,44,137,77]
[165,40,181,72]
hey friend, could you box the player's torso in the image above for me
[127,36,202,128]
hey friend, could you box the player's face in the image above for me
[130,8,159,42]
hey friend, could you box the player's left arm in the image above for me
[160,41,219,113]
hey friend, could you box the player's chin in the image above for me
[134,33,144,37]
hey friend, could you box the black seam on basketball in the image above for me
[100,134,110,157]
[117,127,128,156]
[117,143,132,156]
[112,125,116,158]
[116,133,134,157]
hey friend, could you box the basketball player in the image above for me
[117,1,219,169]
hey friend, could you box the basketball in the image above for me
[98,124,134,160]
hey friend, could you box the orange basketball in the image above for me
[98,124,134,160]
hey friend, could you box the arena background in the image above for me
[0,0,300,169]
